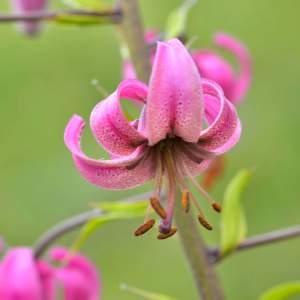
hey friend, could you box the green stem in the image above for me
[119,0,151,82]
[174,193,224,300]
[0,9,121,23]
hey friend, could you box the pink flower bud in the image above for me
[11,0,47,36]
[50,248,101,300]
[0,248,53,300]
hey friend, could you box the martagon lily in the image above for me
[64,39,241,239]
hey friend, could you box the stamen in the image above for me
[157,227,178,240]
[212,202,222,213]
[150,197,167,219]
[134,219,156,236]
[197,215,213,230]
[181,189,190,213]
[154,151,164,196]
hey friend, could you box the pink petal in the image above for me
[37,261,55,300]
[198,80,241,154]
[214,32,251,104]
[0,248,44,300]
[192,50,235,102]
[181,155,212,177]
[90,79,147,156]
[122,60,136,80]
[64,115,154,189]
[11,0,47,36]
[145,39,203,145]
[50,248,100,300]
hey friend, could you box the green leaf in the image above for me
[61,0,111,10]
[121,284,178,300]
[95,199,148,213]
[71,199,148,251]
[165,0,197,40]
[259,282,300,300]
[220,169,252,256]
[54,13,113,26]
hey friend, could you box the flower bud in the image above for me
[0,247,53,300]
[192,33,251,104]
[11,0,47,36]
[50,247,101,300]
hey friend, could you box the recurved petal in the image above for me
[50,248,100,300]
[37,261,55,300]
[214,32,251,104]
[198,79,241,154]
[64,115,154,189]
[145,39,203,145]
[90,79,148,156]
[181,155,212,177]
[0,248,44,300]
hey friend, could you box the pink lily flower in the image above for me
[50,248,100,300]
[192,33,251,104]
[64,39,241,238]
[0,247,53,300]
[11,0,47,36]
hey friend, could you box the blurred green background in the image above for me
[0,0,299,299]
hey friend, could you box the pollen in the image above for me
[197,215,213,230]
[212,202,222,213]
[181,189,190,213]
[157,227,178,240]
[150,197,167,219]
[134,219,156,236]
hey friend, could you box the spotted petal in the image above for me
[198,80,241,154]
[145,39,203,145]
[64,115,154,189]
[90,79,148,156]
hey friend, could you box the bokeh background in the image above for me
[0,0,299,299]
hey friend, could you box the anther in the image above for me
[150,197,167,219]
[134,219,156,236]
[181,189,190,213]
[197,215,213,230]
[157,227,178,240]
[212,202,222,213]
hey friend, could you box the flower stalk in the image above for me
[174,191,224,300]
[0,9,122,23]
[119,0,151,82]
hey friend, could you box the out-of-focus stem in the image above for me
[33,191,152,258]
[209,224,300,263]
[33,209,102,258]
[119,0,151,82]
[174,193,224,300]
[0,9,122,23]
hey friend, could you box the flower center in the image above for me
[133,137,222,240]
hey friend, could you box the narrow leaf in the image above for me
[71,199,148,251]
[220,169,252,256]
[165,0,197,40]
[62,0,111,10]
[259,282,300,300]
[121,283,178,300]
[54,13,113,26]
[95,199,148,213]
